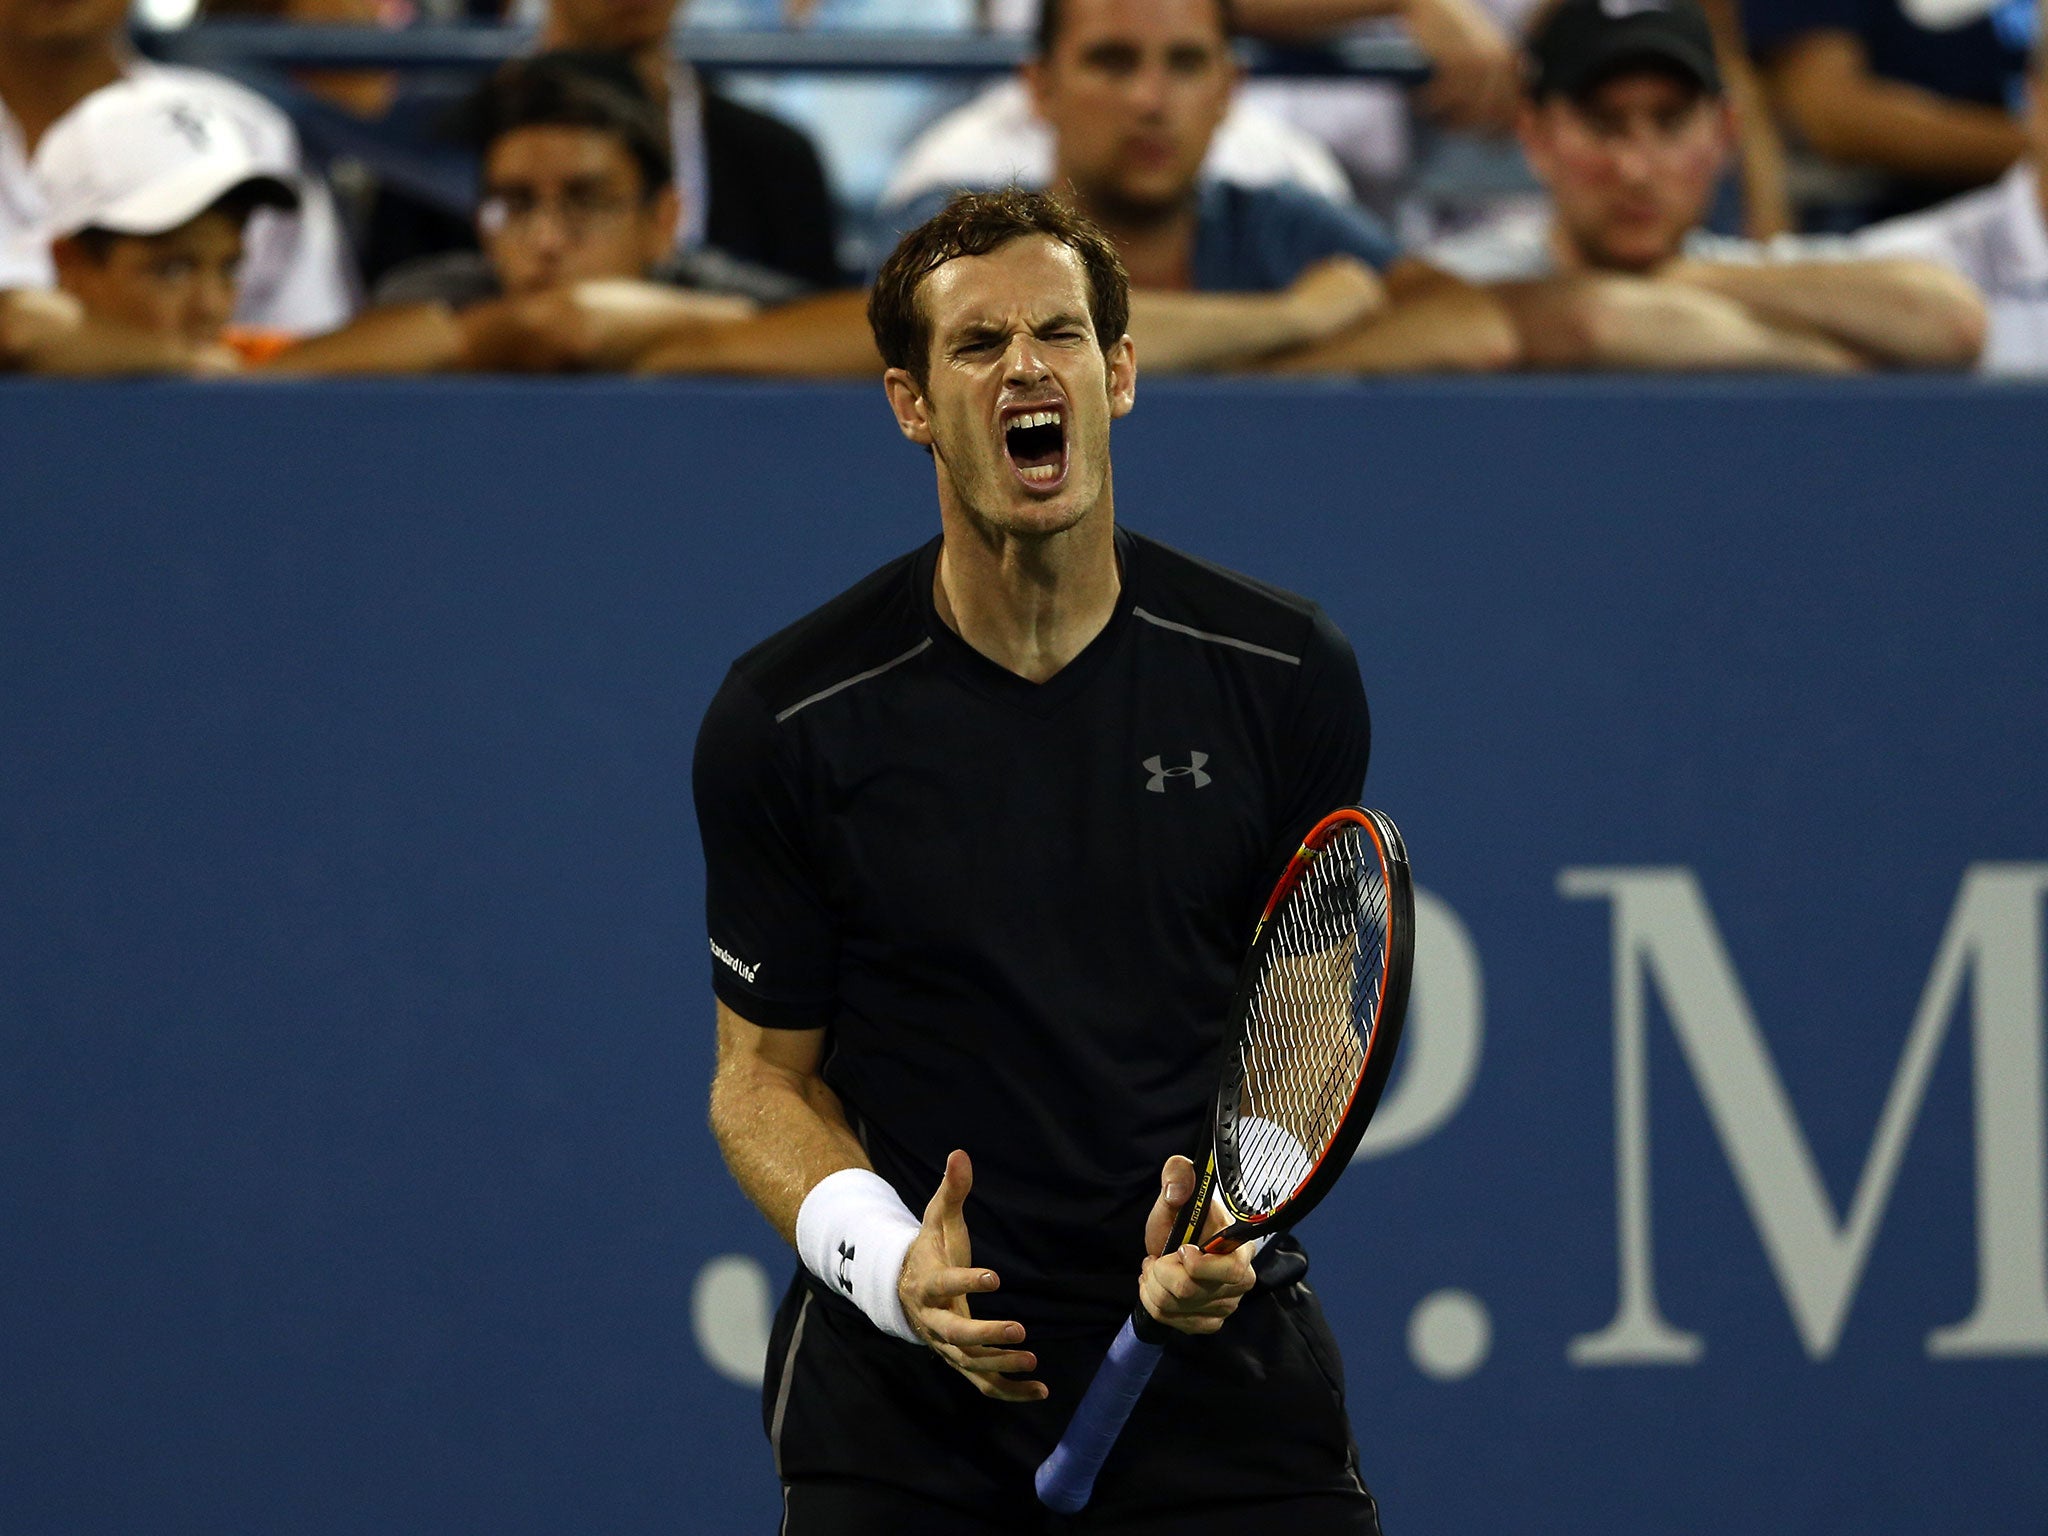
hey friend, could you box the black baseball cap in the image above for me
[1527,0,1723,100]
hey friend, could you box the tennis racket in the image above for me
[1033,805,1414,1515]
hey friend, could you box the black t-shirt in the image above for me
[693,526,1371,1330]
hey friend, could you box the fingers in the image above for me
[1152,1246,1256,1301]
[936,1342,1039,1376]
[923,1319,1047,1401]
[962,1370,1049,1403]
[1138,1243,1256,1335]
[911,1264,1000,1303]
[1144,1154,1197,1257]
[922,1148,973,1225]
[917,1308,1027,1351]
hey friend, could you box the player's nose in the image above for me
[1003,334,1050,383]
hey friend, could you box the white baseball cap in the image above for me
[33,74,298,241]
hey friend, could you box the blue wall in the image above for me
[3,378,2044,1535]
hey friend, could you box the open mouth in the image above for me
[1002,404,1068,491]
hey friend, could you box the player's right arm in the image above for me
[708,998,1045,1400]
[707,1000,868,1244]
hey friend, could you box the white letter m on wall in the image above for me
[1560,865,2048,1363]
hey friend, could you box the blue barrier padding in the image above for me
[1,377,2044,1536]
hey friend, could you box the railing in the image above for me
[138,22,1430,80]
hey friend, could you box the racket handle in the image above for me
[1032,1314,1165,1514]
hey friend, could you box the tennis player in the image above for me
[695,189,1380,1534]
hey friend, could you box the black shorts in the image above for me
[761,1245,1383,1535]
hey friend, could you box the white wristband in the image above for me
[795,1168,923,1344]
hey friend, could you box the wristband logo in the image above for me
[835,1241,856,1296]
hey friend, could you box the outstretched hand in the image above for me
[897,1149,1047,1402]
[1138,1155,1256,1336]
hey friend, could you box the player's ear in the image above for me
[883,366,934,446]
[1106,334,1136,420]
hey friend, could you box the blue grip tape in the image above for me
[1033,1317,1166,1514]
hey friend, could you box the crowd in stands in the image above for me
[0,0,2039,377]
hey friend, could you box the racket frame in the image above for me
[1159,806,1414,1258]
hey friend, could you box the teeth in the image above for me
[1009,409,1062,430]
[1019,464,1060,481]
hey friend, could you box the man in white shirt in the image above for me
[1419,0,1987,368]
[1846,41,2048,373]
[0,0,355,351]
[880,0,1362,213]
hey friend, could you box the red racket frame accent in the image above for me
[1197,805,1413,1252]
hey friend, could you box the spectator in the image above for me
[1845,35,2048,371]
[0,0,354,349]
[881,2,1357,218]
[1744,0,2031,219]
[908,0,1407,289]
[643,0,1517,375]
[881,0,1529,230]
[537,0,844,286]
[1421,0,1986,367]
[4,75,296,374]
[278,55,792,372]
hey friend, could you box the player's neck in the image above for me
[933,504,1121,685]
[0,41,123,152]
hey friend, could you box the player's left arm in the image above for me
[1660,256,1987,369]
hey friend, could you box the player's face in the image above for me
[0,0,129,48]
[479,127,677,297]
[54,211,244,345]
[1027,0,1237,222]
[887,235,1136,541]
[1520,72,1732,272]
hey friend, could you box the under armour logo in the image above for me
[835,1241,855,1295]
[163,103,213,150]
[1143,752,1212,793]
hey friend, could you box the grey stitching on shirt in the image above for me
[1133,607,1301,665]
[775,638,934,723]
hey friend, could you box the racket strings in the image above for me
[1227,827,1390,1215]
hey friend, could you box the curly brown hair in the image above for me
[866,189,1131,388]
